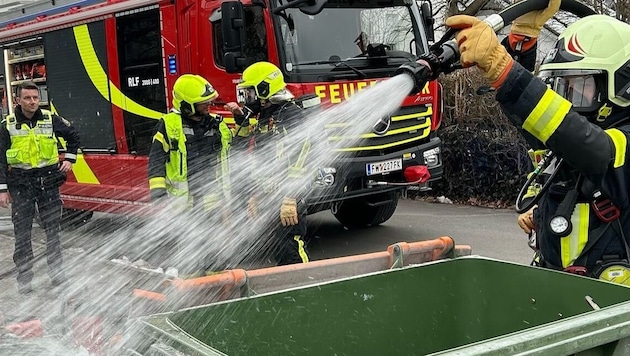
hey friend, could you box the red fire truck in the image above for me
[0,0,443,228]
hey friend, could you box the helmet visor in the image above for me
[538,70,605,113]
[237,87,258,105]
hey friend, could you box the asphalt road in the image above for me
[307,198,533,265]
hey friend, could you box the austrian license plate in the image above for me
[366,158,402,176]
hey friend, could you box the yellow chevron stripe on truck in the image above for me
[73,24,163,119]
[73,154,100,184]
[49,101,100,184]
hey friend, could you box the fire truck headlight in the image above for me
[423,147,440,167]
[314,167,337,187]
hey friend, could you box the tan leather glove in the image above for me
[280,197,298,226]
[511,0,560,38]
[445,15,514,88]
[517,205,537,234]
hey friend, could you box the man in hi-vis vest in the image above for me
[148,74,231,275]
[0,81,80,295]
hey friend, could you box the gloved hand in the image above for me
[280,197,298,226]
[511,0,560,38]
[247,196,259,219]
[445,15,514,88]
[517,205,537,234]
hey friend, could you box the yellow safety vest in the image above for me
[5,110,59,169]
[162,113,232,211]
[162,112,189,198]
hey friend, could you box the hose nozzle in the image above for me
[394,60,434,95]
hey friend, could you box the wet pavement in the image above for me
[0,208,275,355]
[0,209,87,354]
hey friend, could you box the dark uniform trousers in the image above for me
[9,167,64,286]
[272,202,308,266]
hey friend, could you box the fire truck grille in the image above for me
[326,105,433,157]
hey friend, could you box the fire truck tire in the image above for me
[333,191,399,228]
[61,208,94,229]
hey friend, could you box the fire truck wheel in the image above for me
[61,208,94,230]
[333,191,399,228]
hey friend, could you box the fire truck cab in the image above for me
[0,0,443,228]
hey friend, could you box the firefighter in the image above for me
[224,61,311,266]
[443,13,630,282]
[148,74,231,274]
[0,81,81,294]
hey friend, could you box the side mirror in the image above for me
[221,1,246,73]
[299,0,327,16]
[273,0,327,16]
[420,2,434,42]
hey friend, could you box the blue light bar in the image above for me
[168,54,176,75]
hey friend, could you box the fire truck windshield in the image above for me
[276,0,423,77]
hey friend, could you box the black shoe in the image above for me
[18,283,32,295]
[51,274,67,287]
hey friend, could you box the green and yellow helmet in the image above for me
[237,61,286,101]
[172,74,218,116]
[538,15,630,122]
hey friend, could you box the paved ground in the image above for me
[0,205,288,354]
[0,212,82,354]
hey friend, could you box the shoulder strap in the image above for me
[573,187,630,266]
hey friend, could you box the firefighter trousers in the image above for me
[273,208,310,266]
[9,175,63,286]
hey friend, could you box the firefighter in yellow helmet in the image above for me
[225,61,315,266]
[441,8,630,284]
[148,74,231,273]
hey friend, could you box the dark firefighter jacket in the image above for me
[496,61,630,271]
[235,100,311,201]
[0,106,81,192]
[148,113,230,204]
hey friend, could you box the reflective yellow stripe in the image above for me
[73,154,100,184]
[73,25,163,119]
[523,89,572,144]
[391,106,432,121]
[288,167,306,178]
[294,139,311,169]
[560,203,590,268]
[153,131,169,152]
[334,130,430,152]
[293,235,309,263]
[149,177,166,190]
[328,121,431,140]
[605,128,627,168]
[203,193,221,211]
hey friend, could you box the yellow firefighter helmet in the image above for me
[237,62,286,100]
[172,74,218,116]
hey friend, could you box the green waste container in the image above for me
[127,256,630,355]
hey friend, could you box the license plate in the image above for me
[366,158,402,176]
